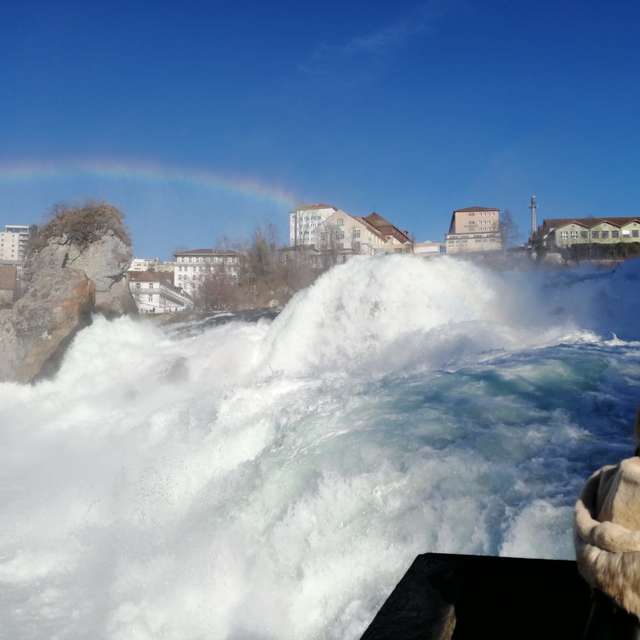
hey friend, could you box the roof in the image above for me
[174,248,239,256]
[128,271,174,284]
[542,216,640,230]
[294,203,337,212]
[354,215,385,240]
[0,264,17,291]
[454,206,500,213]
[362,212,412,244]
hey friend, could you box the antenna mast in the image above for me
[529,195,537,236]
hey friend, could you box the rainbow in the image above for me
[0,160,299,208]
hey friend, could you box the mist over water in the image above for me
[2,255,639,639]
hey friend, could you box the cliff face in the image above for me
[0,269,95,383]
[0,203,136,384]
[24,228,136,316]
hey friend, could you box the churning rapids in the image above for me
[2,255,640,639]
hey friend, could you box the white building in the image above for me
[289,204,340,247]
[414,241,445,257]
[174,249,241,297]
[0,224,37,263]
[128,257,161,272]
[128,258,177,273]
[128,271,193,314]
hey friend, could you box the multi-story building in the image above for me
[317,210,387,258]
[128,271,193,314]
[445,207,502,254]
[174,248,241,296]
[538,217,640,248]
[289,204,340,247]
[0,224,37,263]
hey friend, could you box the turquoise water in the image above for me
[0,255,638,639]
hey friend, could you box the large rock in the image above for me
[24,229,136,316]
[0,202,136,383]
[0,269,95,383]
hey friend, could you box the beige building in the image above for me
[361,212,413,252]
[314,210,413,258]
[539,217,640,248]
[445,207,502,254]
[317,210,386,259]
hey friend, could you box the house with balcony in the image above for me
[128,271,193,314]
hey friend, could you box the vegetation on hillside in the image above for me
[194,225,321,312]
[31,201,130,253]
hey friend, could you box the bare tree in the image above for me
[500,209,519,248]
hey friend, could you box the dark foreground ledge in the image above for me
[360,553,591,640]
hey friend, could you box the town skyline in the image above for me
[2,1,640,257]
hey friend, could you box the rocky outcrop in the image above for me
[0,269,95,383]
[0,202,136,383]
[24,229,135,317]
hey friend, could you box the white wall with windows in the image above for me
[174,251,240,296]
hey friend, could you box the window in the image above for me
[633,230,639,238]
[560,231,569,239]
[336,231,344,240]
[570,231,578,238]
[352,229,361,238]
[336,218,343,226]
[601,231,610,239]
[591,231,599,239]
[580,231,588,239]
[612,231,619,239]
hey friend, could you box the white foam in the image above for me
[1,255,639,638]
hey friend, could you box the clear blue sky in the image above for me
[1,0,639,258]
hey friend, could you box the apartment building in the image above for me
[0,224,37,263]
[128,271,193,314]
[445,207,502,254]
[174,248,240,296]
[539,217,640,248]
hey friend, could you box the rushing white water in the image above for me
[1,255,639,640]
